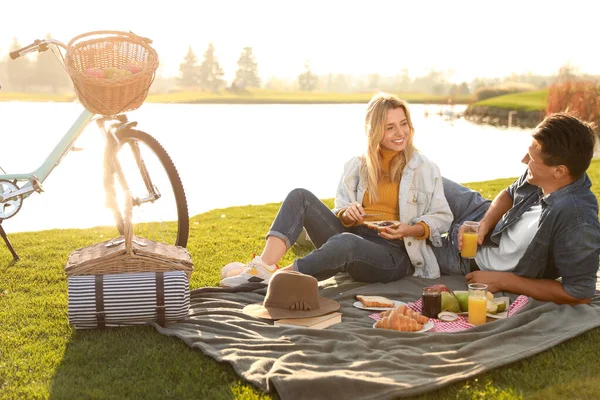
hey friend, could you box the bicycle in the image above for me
[0,34,189,262]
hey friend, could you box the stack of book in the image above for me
[274,312,342,330]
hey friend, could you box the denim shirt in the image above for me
[489,171,600,299]
[333,152,453,279]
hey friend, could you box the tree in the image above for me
[34,33,70,93]
[368,73,380,90]
[396,69,411,92]
[177,46,200,89]
[449,82,471,97]
[198,43,225,92]
[556,63,579,84]
[6,38,32,91]
[298,60,318,92]
[232,47,260,91]
[547,79,600,130]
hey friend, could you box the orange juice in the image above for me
[468,296,488,325]
[462,232,478,259]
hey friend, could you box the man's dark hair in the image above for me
[533,113,597,179]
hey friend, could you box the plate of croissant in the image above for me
[373,304,433,333]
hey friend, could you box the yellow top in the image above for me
[337,148,429,240]
[361,148,399,222]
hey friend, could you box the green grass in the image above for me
[1,159,599,400]
[0,92,76,102]
[0,90,473,105]
[472,89,549,111]
[144,90,475,105]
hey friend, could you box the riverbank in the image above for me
[0,92,75,102]
[0,90,473,105]
[463,89,547,128]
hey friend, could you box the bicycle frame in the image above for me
[1,36,188,261]
[0,109,94,201]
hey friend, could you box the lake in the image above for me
[0,102,533,233]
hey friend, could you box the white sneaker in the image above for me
[220,256,278,287]
[220,262,246,280]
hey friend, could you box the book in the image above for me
[274,312,342,330]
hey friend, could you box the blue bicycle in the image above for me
[0,35,189,261]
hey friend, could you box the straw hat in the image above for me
[242,270,340,319]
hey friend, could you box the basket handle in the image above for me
[67,30,153,50]
[123,192,134,255]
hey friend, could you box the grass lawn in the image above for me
[471,89,549,111]
[145,90,474,105]
[0,90,473,105]
[1,159,599,399]
[0,92,76,102]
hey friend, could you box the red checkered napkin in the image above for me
[369,295,529,333]
[507,295,529,316]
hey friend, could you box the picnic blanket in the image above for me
[153,274,600,400]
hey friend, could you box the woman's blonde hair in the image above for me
[362,92,415,202]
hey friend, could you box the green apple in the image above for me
[441,292,461,313]
[454,290,469,312]
[495,299,506,313]
[486,300,498,314]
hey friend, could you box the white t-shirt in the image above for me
[475,204,543,272]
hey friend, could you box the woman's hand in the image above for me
[341,202,365,225]
[378,223,412,240]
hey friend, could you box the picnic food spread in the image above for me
[355,281,520,333]
[356,295,395,308]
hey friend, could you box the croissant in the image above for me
[380,305,429,325]
[375,314,422,332]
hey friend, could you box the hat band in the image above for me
[288,301,312,311]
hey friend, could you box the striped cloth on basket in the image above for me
[369,295,529,333]
[68,270,190,329]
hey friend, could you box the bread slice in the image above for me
[356,295,395,308]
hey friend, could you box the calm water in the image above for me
[0,102,533,233]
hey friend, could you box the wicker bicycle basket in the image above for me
[65,196,193,279]
[65,30,159,116]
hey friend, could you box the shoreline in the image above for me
[463,105,545,128]
[0,91,474,105]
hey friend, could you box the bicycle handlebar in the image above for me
[10,38,67,60]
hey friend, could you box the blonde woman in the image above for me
[221,93,452,287]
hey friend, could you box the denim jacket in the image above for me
[488,171,600,299]
[333,152,453,279]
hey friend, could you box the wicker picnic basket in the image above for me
[65,196,193,279]
[65,30,159,116]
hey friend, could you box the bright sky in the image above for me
[2,0,598,83]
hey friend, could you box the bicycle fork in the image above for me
[102,117,161,236]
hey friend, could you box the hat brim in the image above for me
[243,297,340,320]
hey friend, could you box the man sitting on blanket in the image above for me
[434,113,600,305]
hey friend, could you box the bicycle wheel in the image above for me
[110,128,189,247]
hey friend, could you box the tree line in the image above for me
[0,36,71,93]
[1,37,594,96]
[176,44,318,92]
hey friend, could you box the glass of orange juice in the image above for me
[468,283,488,326]
[461,221,480,259]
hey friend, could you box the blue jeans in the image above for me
[267,188,412,283]
[432,178,491,275]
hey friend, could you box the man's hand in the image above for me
[465,270,591,305]
[341,202,365,225]
[457,220,492,251]
[465,270,507,293]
